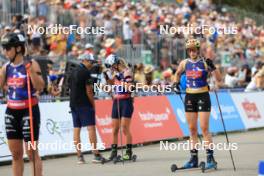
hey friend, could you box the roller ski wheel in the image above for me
[200,161,217,173]
[101,158,113,164]
[171,164,178,172]
[131,155,137,162]
[113,154,137,163]
[113,155,121,164]
[170,163,199,172]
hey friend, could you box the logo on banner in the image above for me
[176,108,186,123]
[138,107,171,128]
[46,119,65,140]
[242,99,261,121]
[0,131,7,146]
[96,115,112,134]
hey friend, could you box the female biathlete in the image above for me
[0,33,45,176]
[174,38,221,169]
[104,54,134,161]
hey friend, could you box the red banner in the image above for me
[95,96,183,148]
[131,96,183,144]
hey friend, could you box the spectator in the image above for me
[123,18,133,45]
[245,65,264,91]
[134,63,146,84]
[224,67,240,88]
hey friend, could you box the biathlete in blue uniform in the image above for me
[174,38,221,169]
[0,33,45,176]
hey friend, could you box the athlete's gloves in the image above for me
[115,73,122,81]
[205,58,216,72]
[103,70,112,81]
[173,82,181,94]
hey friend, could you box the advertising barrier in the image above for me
[167,92,245,136]
[231,92,264,129]
[0,92,264,162]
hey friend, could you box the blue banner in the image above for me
[167,92,245,136]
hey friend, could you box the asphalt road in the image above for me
[1,129,263,176]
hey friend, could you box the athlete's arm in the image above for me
[174,60,186,83]
[103,70,114,85]
[211,69,222,83]
[0,64,7,89]
[121,69,133,90]
[28,60,45,92]
[205,59,222,82]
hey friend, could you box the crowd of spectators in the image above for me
[0,0,264,100]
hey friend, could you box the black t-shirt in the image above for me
[69,64,93,108]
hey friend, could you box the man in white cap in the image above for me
[85,43,95,60]
[69,53,105,164]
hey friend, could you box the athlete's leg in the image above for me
[121,118,133,159]
[8,139,24,176]
[186,112,199,149]
[111,119,120,145]
[199,112,212,148]
[24,141,43,176]
[198,93,216,166]
[121,118,132,144]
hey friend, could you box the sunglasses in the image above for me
[187,48,198,53]
[2,45,13,51]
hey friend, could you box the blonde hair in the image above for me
[257,65,264,77]
[118,57,128,68]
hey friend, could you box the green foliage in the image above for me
[212,0,264,13]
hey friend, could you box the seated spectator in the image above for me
[245,64,264,91]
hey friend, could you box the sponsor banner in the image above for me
[0,102,104,162]
[231,92,264,129]
[167,92,245,136]
[95,96,184,147]
[39,102,104,156]
[0,104,12,162]
[95,99,113,148]
[131,96,183,143]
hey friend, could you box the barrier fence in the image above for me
[0,91,264,162]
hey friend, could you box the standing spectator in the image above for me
[123,18,133,45]
[69,53,105,164]
[84,43,95,60]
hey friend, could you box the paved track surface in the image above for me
[1,129,263,176]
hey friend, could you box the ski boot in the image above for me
[114,144,137,164]
[109,144,118,161]
[183,149,199,169]
[200,149,217,172]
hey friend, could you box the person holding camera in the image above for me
[69,53,105,164]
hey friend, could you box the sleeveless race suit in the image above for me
[5,62,40,142]
[184,58,211,112]
[112,68,134,118]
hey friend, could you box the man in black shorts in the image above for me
[69,53,104,164]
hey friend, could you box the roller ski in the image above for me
[171,149,200,172]
[113,144,137,164]
[102,144,119,164]
[200,150,218,173]
[92,153,106,164]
